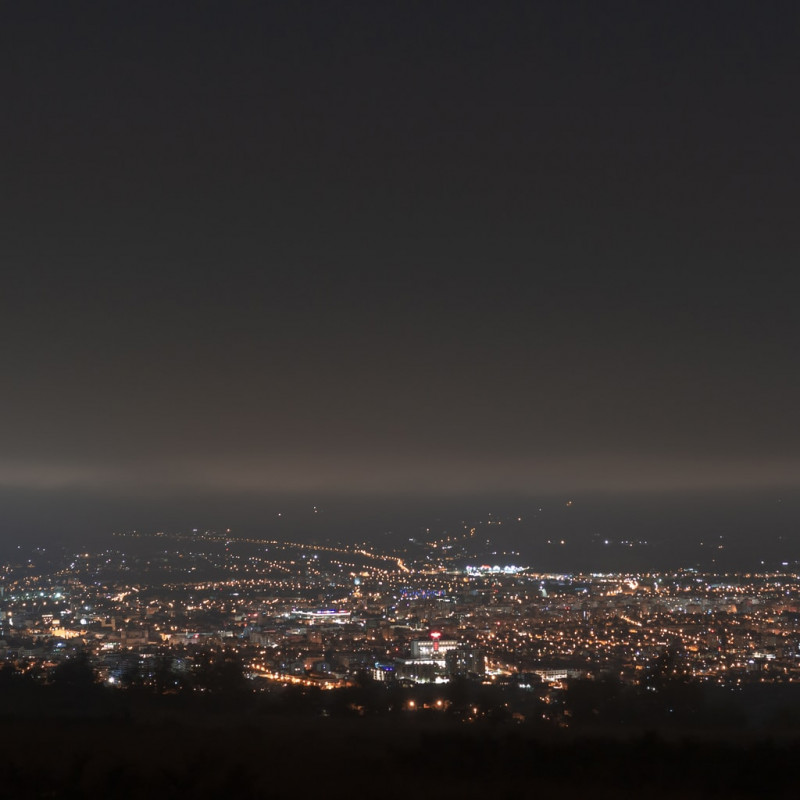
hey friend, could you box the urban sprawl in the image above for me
[3,524,800,724]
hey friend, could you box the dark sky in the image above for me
[2,1,800,524]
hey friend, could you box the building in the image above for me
[446,647,485,678]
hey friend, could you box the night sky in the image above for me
[2,3,799,544]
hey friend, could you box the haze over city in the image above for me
[3,3,799,552]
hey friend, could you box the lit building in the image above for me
[410,633,458,660]
[446,647,485,678]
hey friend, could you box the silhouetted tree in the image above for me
[446,675,471,711]
[154,655,178,693]
[0,662,21,688]
[119,656,144,689]
[51,652,96,693]
[195,650,247,694]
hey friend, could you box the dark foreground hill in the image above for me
[1,709,798,799]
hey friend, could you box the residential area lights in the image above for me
[3,530,800,708]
